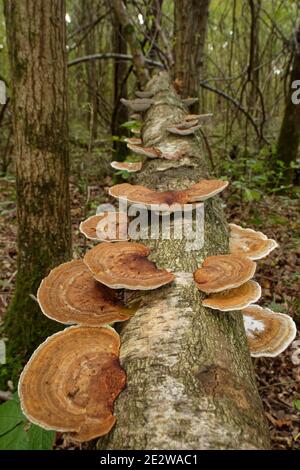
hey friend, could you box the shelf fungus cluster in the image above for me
[19,85,297,445]
[20,202,178,441]
[195,225,296,358]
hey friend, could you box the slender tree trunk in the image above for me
[111,0,150,87]
[248,0,261,114]
[97,72,270,450]
[111,10,128,157]
[276,26,300,183]
[174,0,210,110]
[81,0,99,141]
[147,0,163,63]
[3,0,72,361]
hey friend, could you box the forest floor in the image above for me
[0,150,300,450]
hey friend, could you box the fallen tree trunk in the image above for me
[98,72,270,450]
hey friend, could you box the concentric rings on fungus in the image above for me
[19,326,126,442]
[84,241,175,290]
[37,260,136,326]
[194,254,256,294]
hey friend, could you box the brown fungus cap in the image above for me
[84,241,175,290]
[194,254,256,294]
[18,326,125,442]
[202,280,261,311]
[167,123,202,136]
[124,137,142,145]
[111,161,142,173]
[79,212,129,241]
[120,97,155,112]
[229,223,278,260]
[37,260,136,326]
[243,305,297,357]
[109,180,228,210]
[127,143,162,159]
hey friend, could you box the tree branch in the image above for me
[200,82,269,144]
[68,53,164,69]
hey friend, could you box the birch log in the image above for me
[98,72,270,450]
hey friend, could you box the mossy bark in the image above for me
[3,0,72,361]
[97,72,270,449]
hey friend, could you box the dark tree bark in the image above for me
[174,0,210,110]
[3,0,72,360]
[97,72,270,450]
[276,26,300,183]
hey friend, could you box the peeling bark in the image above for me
[97,72,270,450]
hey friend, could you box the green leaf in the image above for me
[120,120,140,130]
[243,188,261,202]
[27,424,55,450]
[294,400,300,412]
[0,423,29,450]
[0,397,26,436]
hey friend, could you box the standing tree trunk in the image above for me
[174,0,210,110]
[276,26,300,183]
[112,0,150,88]
[3,0,72,361]
[81,0,99,142]
[111,10,128,157]
[97,72,270,450]
[248,0,261,113]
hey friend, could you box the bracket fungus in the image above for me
[130,113,143,121]
[37,260,135,326]
[19,326,126,441]
[173,119,199,129]
[127,143,162,159]
[120,97,155,112]
[194,254,256,294]
[229,223,278,260]
[109,180,228,210]
[202,280,261,311]
[182,97,199,107]
[84,241,175,290]
[243,305,297,357]
[166,123,202,136]
[79,212,129,242]
[124,137,142,145]
[111,161,142,173]
[135,90,154,99]
[184,113,213,123]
